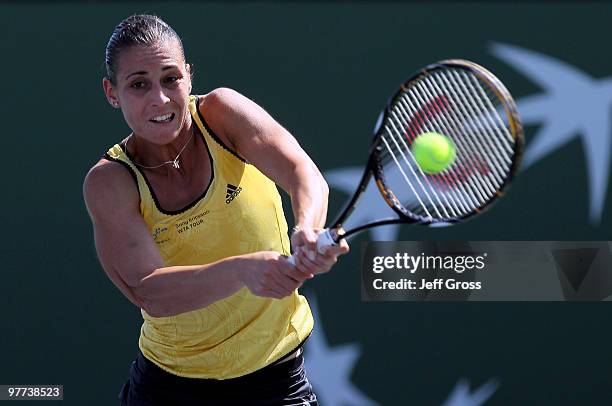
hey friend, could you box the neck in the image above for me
[127,116,195,169]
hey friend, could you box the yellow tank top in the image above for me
[104,95,313,379]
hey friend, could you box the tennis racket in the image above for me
[288,59,524,264]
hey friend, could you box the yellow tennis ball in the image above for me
[411,132,456,174]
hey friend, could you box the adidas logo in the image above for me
[225,183,242,204]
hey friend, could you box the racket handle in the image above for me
[286,229,338,266]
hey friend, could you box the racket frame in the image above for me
[327,59,524,242]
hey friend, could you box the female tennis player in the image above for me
[83,14,348,406]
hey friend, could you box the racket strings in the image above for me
[379,135,436,219]
[376,67,517,221]
[415,77,500,198]
[382,83,493,218]
[432,73,509,186]
[460,71,515,154]
[387,107,464,217]
[400,87,491,209]
[384,119,450,218]
[383,83,485,218]
[442,71,513,175]
[387,97,484,218]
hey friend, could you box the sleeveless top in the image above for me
[104,95,314,379]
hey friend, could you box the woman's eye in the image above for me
[165,76,178,83]
[131,81,146,89]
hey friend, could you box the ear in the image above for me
[102,77,120,109]
[186,63,193,93]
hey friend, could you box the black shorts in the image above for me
[118,349,318,406]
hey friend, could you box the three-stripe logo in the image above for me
[226,183,242,204]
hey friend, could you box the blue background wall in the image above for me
[1,2,611,404]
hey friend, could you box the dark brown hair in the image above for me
[105,14,185,84]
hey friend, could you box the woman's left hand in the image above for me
[290,227,350,275]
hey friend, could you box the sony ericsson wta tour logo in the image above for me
[326,42,612,237]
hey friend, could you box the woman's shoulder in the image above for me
[194,88,247,124]
[83,159,140,217]
[194,88,245,151]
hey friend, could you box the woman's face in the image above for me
[103,39,192,145]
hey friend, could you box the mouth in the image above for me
[150,113,175,124]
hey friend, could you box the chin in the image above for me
[145,124,183,145]
[154,131,182,146]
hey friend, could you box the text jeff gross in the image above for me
[370,252,486,291]
[372,278,482,290]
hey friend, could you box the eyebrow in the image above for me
[124,65,178,80]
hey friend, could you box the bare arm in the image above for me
[201,88,328,229]
[200,88,348,272]
[83,160,309,317]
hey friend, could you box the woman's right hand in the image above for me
[238,251,314,299]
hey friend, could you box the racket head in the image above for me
[370,59,524,225]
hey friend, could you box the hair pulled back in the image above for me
[105,14,184,84]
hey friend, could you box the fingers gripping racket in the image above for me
[288,59,524,264]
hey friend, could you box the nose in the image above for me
[149,83,171,106]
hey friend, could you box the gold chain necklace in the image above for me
[127,131,194,170]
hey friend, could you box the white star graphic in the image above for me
[304,295,379,406]
[441,378,500,406]
[490,42,612,224]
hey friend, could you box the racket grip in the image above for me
[316,229,338,252]
[286,229,338,267]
